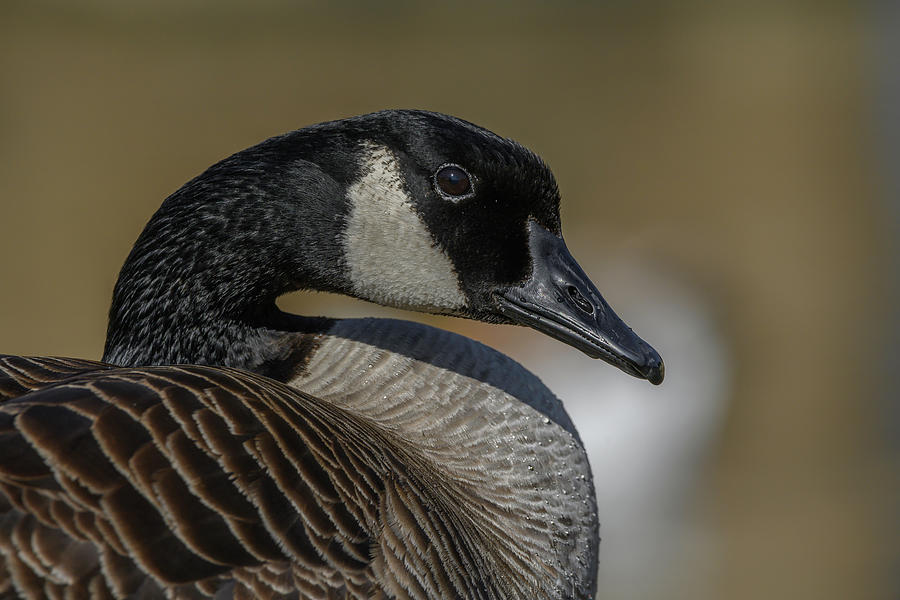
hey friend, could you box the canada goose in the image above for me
[0,110,663,599]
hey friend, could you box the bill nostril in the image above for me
[566,285,594,315]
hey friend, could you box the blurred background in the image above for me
[0,2,896,598]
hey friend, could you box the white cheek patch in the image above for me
[343,144,467,312]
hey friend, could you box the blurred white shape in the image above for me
[512,260,731,599]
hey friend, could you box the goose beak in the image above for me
[494,222,664,385]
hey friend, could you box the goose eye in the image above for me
[434,164,473,199]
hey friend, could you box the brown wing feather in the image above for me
[0,355,110,402]
[0,358,504,599]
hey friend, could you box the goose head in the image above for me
[338,111,663,384]
[105,110,663,384]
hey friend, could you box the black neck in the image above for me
[103,133,353,368]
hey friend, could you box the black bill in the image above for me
[494,222,664,385]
